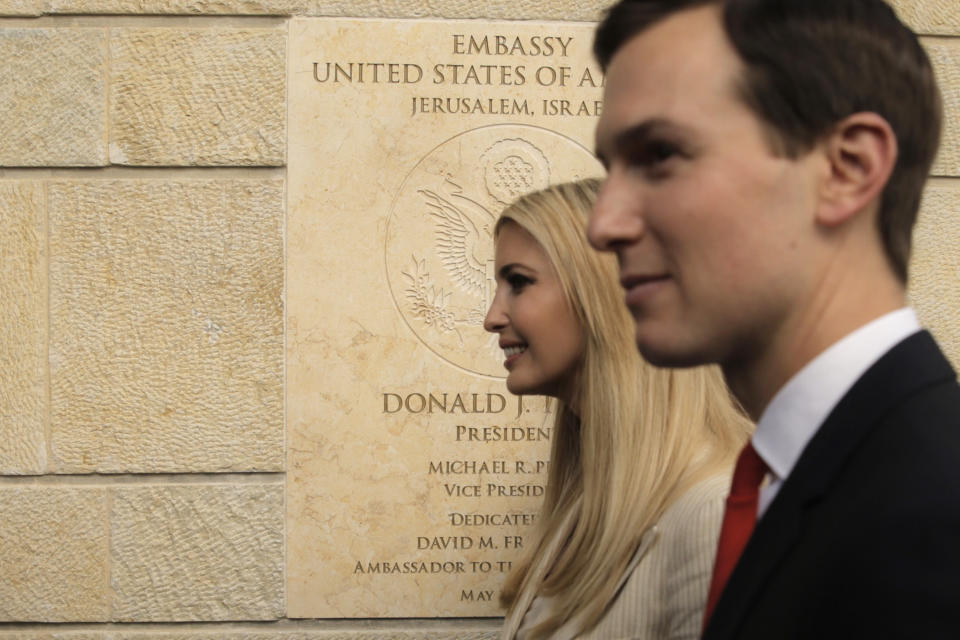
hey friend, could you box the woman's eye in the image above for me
[508,274,533,291]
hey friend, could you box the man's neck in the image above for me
[725,271,907,421]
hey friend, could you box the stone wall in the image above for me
[0,0,957,638]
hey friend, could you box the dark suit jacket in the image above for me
[703,330,960,640]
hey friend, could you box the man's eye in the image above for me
[648,141,678,163]
[634,140,680,165]
[625,139,683,173]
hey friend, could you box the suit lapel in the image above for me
[702,492,802,640]
[502,500,660,639]
[501,499,581,639]
[704,331,956,640]
[614,524,660,595]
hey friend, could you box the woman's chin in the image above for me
[506,376,559,400]
[505,375,537,397]
[505,377,527,396]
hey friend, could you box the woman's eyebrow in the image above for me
[498,263,535,279]
[498,263,520,278]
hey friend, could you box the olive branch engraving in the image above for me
[401,256,463,343]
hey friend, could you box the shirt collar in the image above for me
[752,308,921,482]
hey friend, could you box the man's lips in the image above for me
[621,274,670,306]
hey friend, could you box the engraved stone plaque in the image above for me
[287,18,603,617]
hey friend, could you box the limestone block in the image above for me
[0,29,107,167]
[0,0,42,15]
[48,180,283,473]
[46,0,307,13]
[310,0,607,20]
[909,183,960,370]
[112,633,498,639]
[317,635,497,640]
[110,484,283,621]
[288,634,498,640]
[891,0,960,35]
[3,636,99,640]
[288,17,597,618]
[110,29,284,166]
[0,632,499,639]
[0,635,101,640]
[925,40,960,177]
[0,182,46,474]
[0,487,109,621]
[0,636,102,640]
[305,0,960,32]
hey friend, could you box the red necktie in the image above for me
[702,442,768,630]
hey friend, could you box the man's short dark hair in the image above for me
[594,0,942,282]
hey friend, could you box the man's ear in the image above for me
[816,112,898,227]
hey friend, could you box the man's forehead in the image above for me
[595,4,741,156]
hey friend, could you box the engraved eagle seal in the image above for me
[385,125,602,377]
[419,183,497,319]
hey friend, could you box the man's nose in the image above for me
[587,175,645,252]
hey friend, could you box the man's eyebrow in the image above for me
[597,118,685,163]
[616,119,680,150]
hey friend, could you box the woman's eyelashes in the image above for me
[506,272,534,293]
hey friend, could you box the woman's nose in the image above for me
[483,293,507,333]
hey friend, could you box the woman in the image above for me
[483,179,751,640]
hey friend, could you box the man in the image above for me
[588,0,960,638]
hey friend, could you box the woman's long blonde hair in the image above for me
[497,179,751,638]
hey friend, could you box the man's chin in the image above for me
[634,331,713,369]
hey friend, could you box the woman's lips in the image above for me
[502,344,527,369]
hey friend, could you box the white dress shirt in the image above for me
[753,308,921,517]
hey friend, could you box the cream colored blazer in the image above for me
[501,474,728,640]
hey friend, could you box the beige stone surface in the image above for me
[0,633,102,640]
[891,0,960,35]
[306,0,956,26]
[287,18,603,617]
[48,180,283,473]
[110,483,283,621]
[310,0,960,33]
[110,29,285,166]
[0,29,107,167]
[909,183,960,370]
[0,0,42,15]
[0,631,499,639]
[0,487,109,621]
[0,182,47,474]
[0,635,105,640]
[121,633,499,639]
[46,0,307,13]
[926,40,960,177]
[311,0,606,20]
[10,0,953,28]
